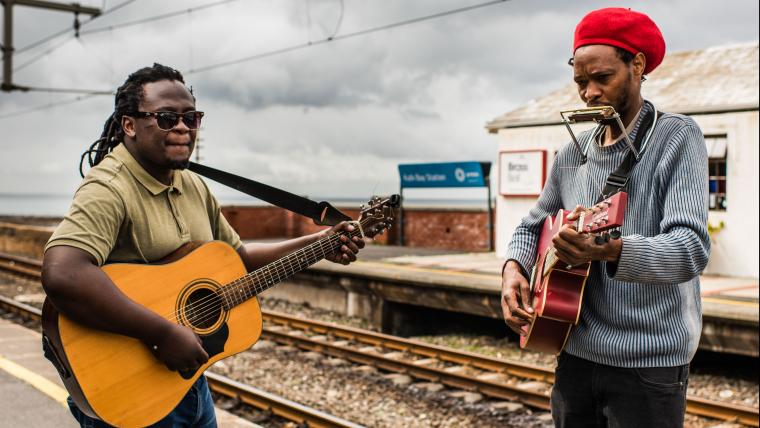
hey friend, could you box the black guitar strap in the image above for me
[595,107,663,203]
[188,161,351,227]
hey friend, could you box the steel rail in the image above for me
[205,372,365,428]
[263,326,552,410]
[0,251,42,279]
[263,310,555,382]
[0,258,757,426]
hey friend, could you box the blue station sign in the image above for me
[398,161,489,188]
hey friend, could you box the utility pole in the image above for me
[2,0,101,92]
[194,126,204,163]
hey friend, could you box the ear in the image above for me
[632,52,646,79]
[121,115,137,139]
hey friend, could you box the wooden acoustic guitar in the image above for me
[520,192,627,354]
[41,195,399,427]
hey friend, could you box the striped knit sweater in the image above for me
[506,101,710,367]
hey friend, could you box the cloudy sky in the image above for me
[1,0,758,213]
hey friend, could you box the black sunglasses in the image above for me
[128,110,204,131]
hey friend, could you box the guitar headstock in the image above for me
[578,192,628,233]
[358,195,401,238]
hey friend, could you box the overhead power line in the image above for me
[188,0,510,74]
[79,0,239,36]
[0,93,102,120]
[12,0,239,73]
[1,0,510,119]
[15,0,138,54]
[20,86,114,95]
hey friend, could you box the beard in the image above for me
[169,159,190,170]
[613,71,636,118]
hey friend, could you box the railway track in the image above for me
[1,251,758,427]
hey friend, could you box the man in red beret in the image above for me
[501,7,709,427]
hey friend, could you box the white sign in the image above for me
[499,150,546,196]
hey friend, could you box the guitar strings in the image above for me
[164,229,348,329]
[165,226,359,327]
[181,221,374,329]
[175,231,346,328]
[159,218,374,329]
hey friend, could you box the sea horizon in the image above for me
[0,192,492,218]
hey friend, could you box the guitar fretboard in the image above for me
[218,222,368,311]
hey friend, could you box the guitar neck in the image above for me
[220,224,364,311]
[543,215,584,271]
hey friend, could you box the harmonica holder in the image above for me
[559,106,640,163]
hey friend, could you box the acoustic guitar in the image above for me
[520,192,627,354]
[41,195,399,427]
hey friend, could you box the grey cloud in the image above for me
[1,0,757,201]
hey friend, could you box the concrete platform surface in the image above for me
[0,318,261,428]
[305,243,759,323]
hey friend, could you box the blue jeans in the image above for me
[68,376,217,428]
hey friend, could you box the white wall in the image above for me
[494,110,759,279]
[692,111,759,278]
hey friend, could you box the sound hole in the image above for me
[184,288,222,329]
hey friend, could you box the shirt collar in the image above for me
[110,144,184,195]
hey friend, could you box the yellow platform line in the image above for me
[0,354,68,407]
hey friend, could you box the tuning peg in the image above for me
[609,230,622,240]
[594,235,606,245]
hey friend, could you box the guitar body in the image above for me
[519,192,627,355]
[520,211,590,354]
[42,241,262,427]
[40,195,400,427]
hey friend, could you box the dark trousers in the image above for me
[68,376,217,428]
[551,353,689,428]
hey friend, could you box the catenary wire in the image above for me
[188,0,510,74]
[2,0,509,118]
[13,0,238,72]
[0,93,102,120]
[15,0,139,54]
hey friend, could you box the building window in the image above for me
[706,134,727,211]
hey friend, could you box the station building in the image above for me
[487,42,759,279]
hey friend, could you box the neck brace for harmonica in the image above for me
[559,105,650,164]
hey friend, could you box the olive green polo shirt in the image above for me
[45,143,242,265]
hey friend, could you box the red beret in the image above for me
[574,8,666,74]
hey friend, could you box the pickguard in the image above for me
[179,323,229,379]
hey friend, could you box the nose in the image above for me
[584,82,602,103]
[172,117,191,133]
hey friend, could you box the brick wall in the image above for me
[401,208,492,252]
[221,205,492,251]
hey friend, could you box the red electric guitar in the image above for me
[520,192,628,354]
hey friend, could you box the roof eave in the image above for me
[486,103,759,133]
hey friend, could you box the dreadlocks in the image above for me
[79,63,188,177]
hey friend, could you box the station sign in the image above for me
[398,162,489,188]
[499,150,547,196]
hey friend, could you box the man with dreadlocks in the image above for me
[42,63,364,427]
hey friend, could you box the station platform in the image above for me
[258,242,759,357]
[0,318,260,427]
